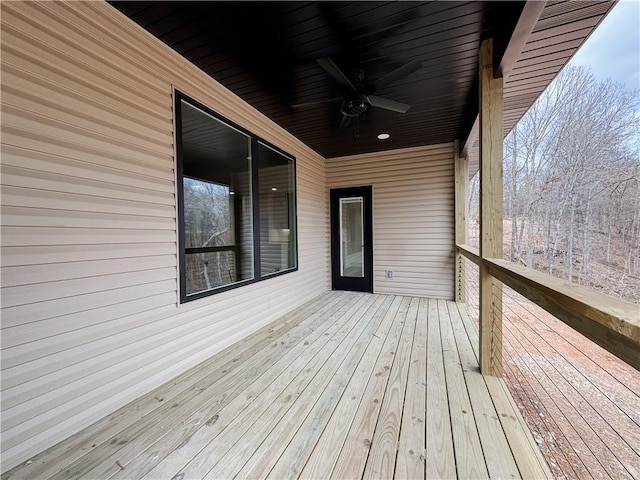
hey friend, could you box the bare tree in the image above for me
[503,66,639,301]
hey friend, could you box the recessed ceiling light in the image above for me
[377,133,390,140]
[271,187,278,191]
[229,191,235,195]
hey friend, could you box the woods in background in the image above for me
[469,66,639,302]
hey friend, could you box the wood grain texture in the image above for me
[456,300,553,478]
[298,296,398,479]
[454,140,468,302]
[329,297,408,479]
[425,298,456,478]
[478,38,504,377]
[130,294,362,480]
[438,299,489,479]
[265,296,395,480]
[195,295,387,480]
[361,297,417,479]
[486,258,640,371]
[3,292,552,480]
[447,301,520,479]
[395,297,427,479]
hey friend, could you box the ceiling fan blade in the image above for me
[370,58,422,92]
[291,97,342,109]
[317,58,356,91]
[369,95,412,114]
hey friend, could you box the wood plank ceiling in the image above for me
[110,1,612,160]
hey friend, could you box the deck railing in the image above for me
[451,33,640,479]
[455,244,639,372]
[458,254,640,479]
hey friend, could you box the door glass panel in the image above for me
[340,197,364,278]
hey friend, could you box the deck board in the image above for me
[137,292,369,480]
[447,301,521,479]
[456,302,554,480]
[362,296,416,480]
[3,292,552,480]
[80,293,360,480]
[299,296,398,479]
[216,295,391,480]
[438,299,489,479]
[425,298,456,479]
[204,295,387,479]
[266,295,393,479]
[329,296,406,479]
[395,297,427,479]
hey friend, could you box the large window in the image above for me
[176,92,297,302]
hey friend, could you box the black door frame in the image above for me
[330,186,373,292]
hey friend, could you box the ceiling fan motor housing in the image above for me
[341,91,371,117]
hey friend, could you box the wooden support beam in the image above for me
[495,1,546,79]
[479,38,504,377]
[460,3,544,161]
[454,140,469,302]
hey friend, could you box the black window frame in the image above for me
[175,90,298,303]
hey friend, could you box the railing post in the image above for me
[479,38,504,377]
[454,140,468,302]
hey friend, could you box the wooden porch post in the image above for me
[479,38,504,377]
[454,140,468,302]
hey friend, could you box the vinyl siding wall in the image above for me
[327,144,455,299]
[0,1,328,470]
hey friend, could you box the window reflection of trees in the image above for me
[184,177,234,293]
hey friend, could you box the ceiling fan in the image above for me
[292,57,422,127]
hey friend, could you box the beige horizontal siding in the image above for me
[1,186,176,218]
[0,244,178,267]
[327,144,455,299]
[0,0,329,470]
[1,169,174,204]
[1,144,175,190]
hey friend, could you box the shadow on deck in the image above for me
[4,291,551,479]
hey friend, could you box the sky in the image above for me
[569,0,640,91]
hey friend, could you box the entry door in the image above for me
[330,186,373,292]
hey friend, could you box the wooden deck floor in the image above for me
[4,291,551,480]
[463,261,640,480]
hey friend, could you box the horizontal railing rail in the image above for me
[457,243,480,265]
[455,244,639,371]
